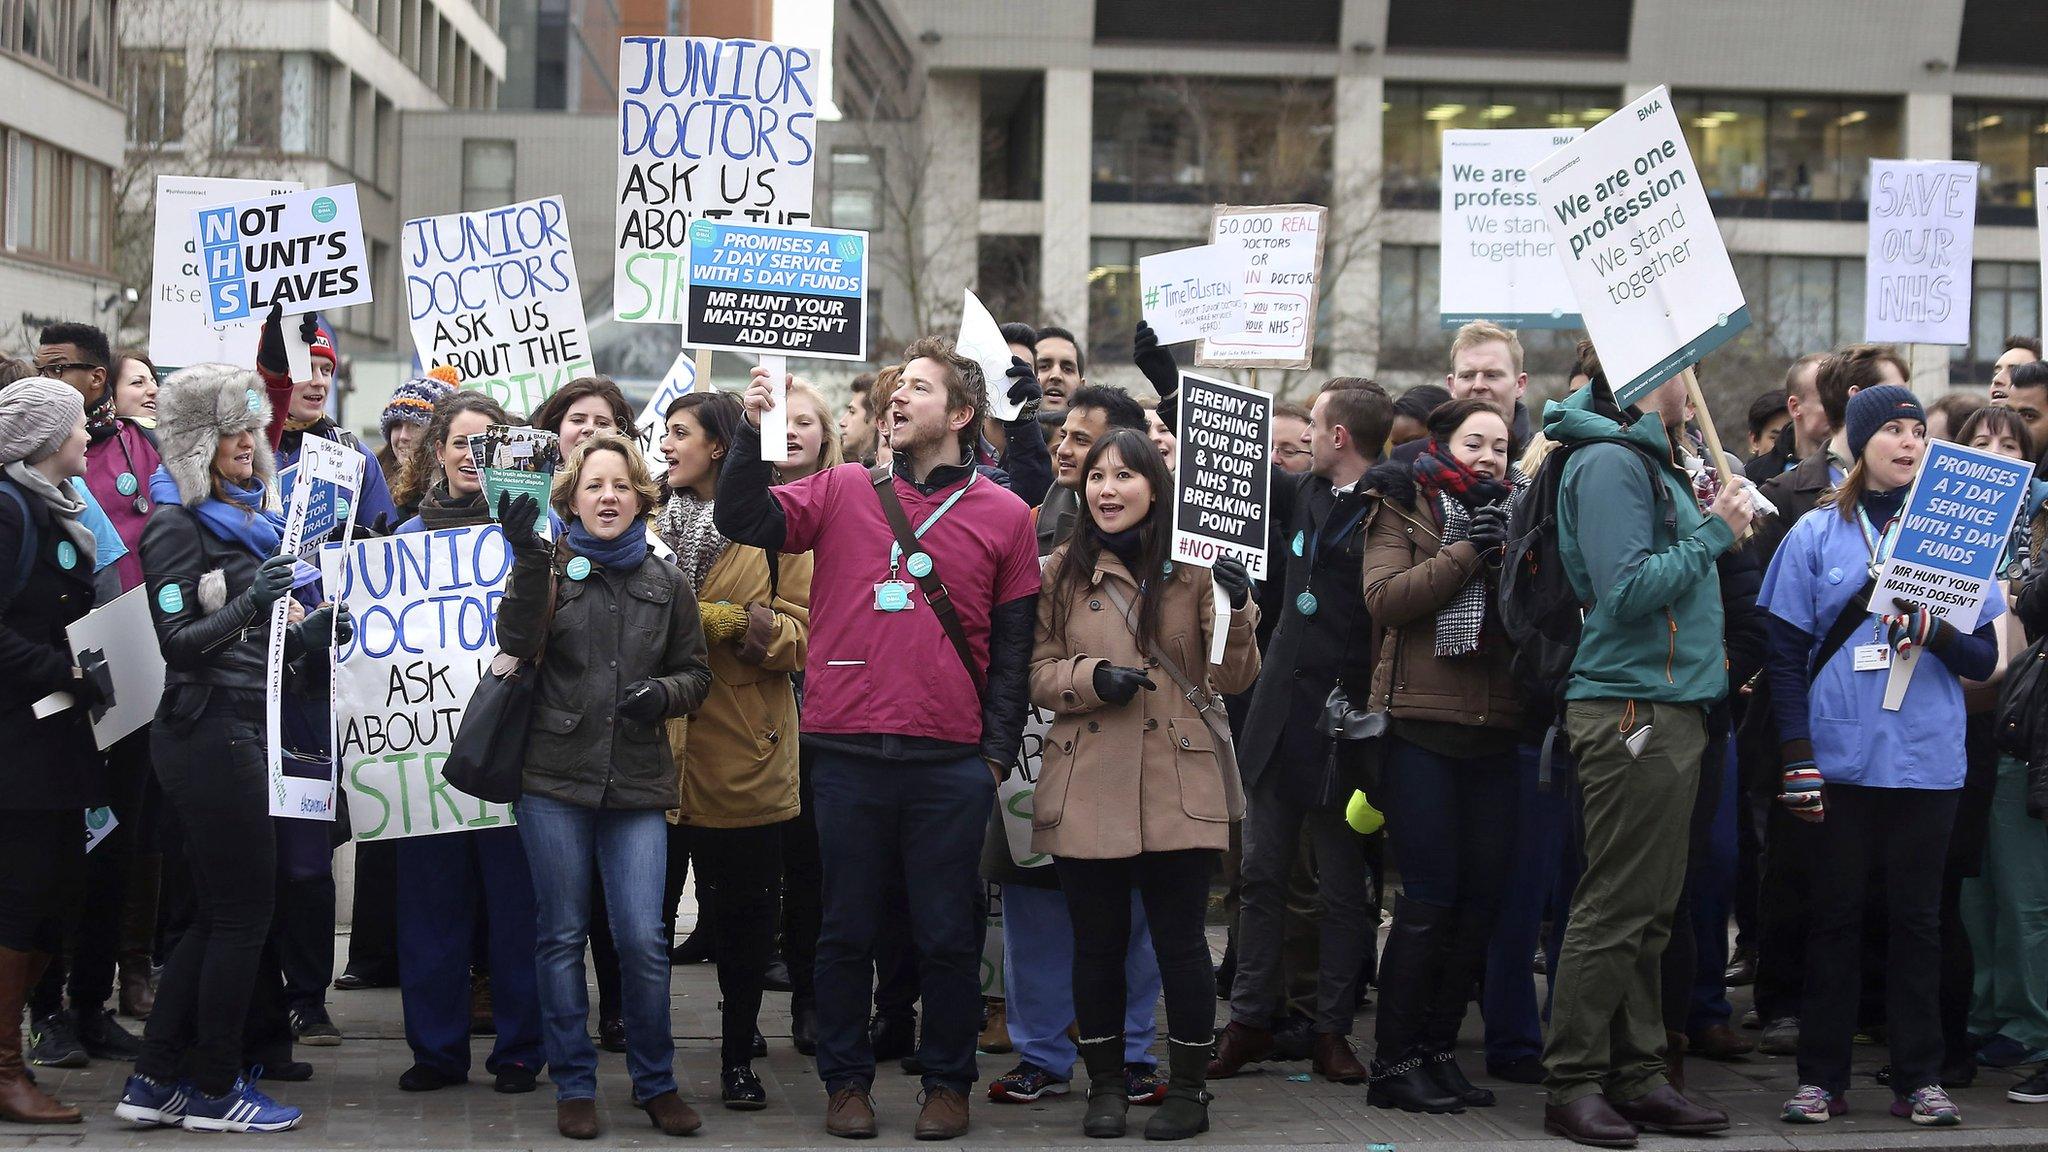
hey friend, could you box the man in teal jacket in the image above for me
[1538,368,1753,1148]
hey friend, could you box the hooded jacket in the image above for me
[1544,385,1734,705]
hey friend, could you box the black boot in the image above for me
[1078,1036,1127,1138]
[1419,903,1498,1108]
[1143,1039,1211,1141]
[1367,897,1463,1114]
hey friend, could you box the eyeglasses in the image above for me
[36,362,95,378]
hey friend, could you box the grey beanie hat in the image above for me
[0,378,86,466]
[155,363,276,506]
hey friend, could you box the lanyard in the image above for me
[1856,507,1902,578]
[887,470,977,576]
[1305,500,1370,573]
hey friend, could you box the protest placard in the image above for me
[1171,372,1273,582]
[1870,439,2031,631]
[323,525,518,841]
[1864,160,1977,346]
[470,425,561,517]
[151,175,304,368]
[634,350,700,456]
[197,185,372,324]
[958,289,1023,421]
[1197,205,1325,370]
[996,707,1056,869]
[403,195,593,418]
[1440,128,1584,328]
[681,220,867,360]
[1530,86,1749,407]
[268,435,362,820]
[615,36,822,325]
[1139,244,1246,346]
[65,586,166,752]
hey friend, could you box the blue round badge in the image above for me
[906,551,933,579]
[1291,530,1306,557]
[116,471,138,497]
[336,496,351,519]
[55,541,77,570]
[566,556,592,581]
[1827,566,1844,585]
[1296,590,1319,617]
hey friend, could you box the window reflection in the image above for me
[1674,93,1898,218]
[1092,76,1333,204]
[1381,84,1619,207]
[1950,262,2040,382]
[1953,102,2048,223]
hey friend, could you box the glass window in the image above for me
[1674,92,1898,218]
[828,147,881,231]
[1377,243,1582,378]
[981,72,1043,200]
[1951,262,2040,382]
[1088,237,1186,364]
[1092,76,1332,204]
[1953,102,2048,223]
[459,139,515,211]
[3,132,112,271]
[216,52,282,152]
[67,154,104,266]
[1381,84,1620,207]
[125,49,187,146]
[977,235,1040,329]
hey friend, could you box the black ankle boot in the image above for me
[1143,1039,1211,1141]
[1415,902,1498,1107]
[1367,1052,1465,1114]
[1077,1036,1127,1139]
[1423,1049,1494,1107]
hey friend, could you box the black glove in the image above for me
[67,668,109,711]
[300,603,352,650]
[1005,356,1042,414]
[618,679,668,724]
[1132,320,1180,399]
[257,303,288,376]
[1466,505,1509,554]
[363,513,394,539]
[298,313,321,352]
[1212,555,1250,609]
[251,553,297,608]
[498,492,543,552]
[1093,663,1155,706]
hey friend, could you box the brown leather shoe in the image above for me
[1687,1023,1756,1061]
[557,1098,601,1140]
[1609,1084,1728,1134]
[642,1089,703,1136]
[1542,1095,1638,1149]
[1206,1020,1273,1078]
[1311,1032,1366,1084]
[825,1084,877,1139]
[913,1085,970,1140]
[0,947,80,1124]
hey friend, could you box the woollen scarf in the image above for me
[656,490,728,594]
[1412,440,1515,657]
[2,460,96,563]
[414,484,490,530]
[149,465,284,561]
[564,517,651,573]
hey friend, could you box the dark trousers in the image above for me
[344,839,400,982]
[396,826,543,1076]
[1662,716,1734,1035]
[1057,851,1218,1047]
[0,809,86,954]
[1753,800,1816,1025]
[781,747,823,1010]
[1797,783,1958,1097]
[32,727,149,1014]
[675,822,786,1066]
[1482,743,1579,1066]
[811,751,993,1094]
[139,697,277,1096]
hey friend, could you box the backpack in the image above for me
[1497,435,1674,765]
[0,479,38,602]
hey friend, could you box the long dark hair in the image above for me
[530,376,634,442]
[1047,429,1175,650]
[661,390,744,497]
[394,391,509,509]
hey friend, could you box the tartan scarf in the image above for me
[1412,439,1511,508]
[1413,442,1524,657]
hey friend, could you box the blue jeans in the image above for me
[1483,743,1580,1067]
[517,793,674,1103]
[1002,883,1159,1078]
[396,826,543,1077]
[812,751,994,1095]
[1684,733,1740,1031]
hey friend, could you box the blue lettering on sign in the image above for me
[1889,442,2032,579]
[332,526,513,660]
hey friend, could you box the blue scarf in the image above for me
[564,517,650,573]
[150,465,285,561]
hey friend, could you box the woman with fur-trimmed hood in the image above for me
[114,365,351,1135]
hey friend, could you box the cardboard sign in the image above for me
[997,706,1056,869]
[1139,244,1247,345]
[614,36,822,324]
[403,195,593,417]
[322,526,519,841]
[1865,160,1977,346]
[1439,128,1584,328]
[1530,86,1749,408]
[197,184,372,324]
[1170,372,1273,580]
[150,175,304,368]
[269,435,363,820]
[1196,205,1325,370]
[634,350,700,456]
[1870,439,2031,631]
[681,221,867,360]
[65,587,168,752]
[959,289,1023,421]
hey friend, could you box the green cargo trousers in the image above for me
[1542,698,1705,1106]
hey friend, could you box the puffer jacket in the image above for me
[498,538,712,811]
[142,503,302,692]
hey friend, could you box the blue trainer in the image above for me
[180,1075,302,1133]
[114,1073,188,1127]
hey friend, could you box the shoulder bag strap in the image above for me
[1100,581,1230,747]
[1810,575,1880,679]
[870,469,986,700]
[0,481,38,602]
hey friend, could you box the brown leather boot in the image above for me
[1311,1032,1367,1084]
[825,1083,877,1139]
[913,1085,970,1140]
[1205,1020,1273,1078]
[642,1089,703,1136]
[0,948,81,1124]
[557,1098,601,1140]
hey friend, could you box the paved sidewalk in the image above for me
[7,930,2047,1151]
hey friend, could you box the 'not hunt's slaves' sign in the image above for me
[198,185,372,323]
[615,36,821,325]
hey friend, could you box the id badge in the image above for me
[873,580,916,612]
[1853,643,1893,672]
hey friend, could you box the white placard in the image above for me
[614,36,822,324]
[150,175,303,368]
[1529,86,1750,408]
[197,185,373,324]
[1196,205,1326,370]
[1439,128,1584,328]
[958,289,1022,421]
[996,707,1055,869]
[1170,372,1273,581]
[1865,160,1977,346]
[634,348,699,456]
[268,435,362,821]
[1140,244,1247,345]
[64,586,167,751]
[403,195,594,417]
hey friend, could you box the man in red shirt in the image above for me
[716,337,1039,1142]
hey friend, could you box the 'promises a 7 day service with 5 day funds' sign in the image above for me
[1172,372,1273,582]
[1870,439,2032,633]
[682,220,868,360]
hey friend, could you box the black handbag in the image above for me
[1321,683,1389,799]
[1995,633,2048,759]
[445,561,557,805]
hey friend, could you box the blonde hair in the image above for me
[783,378,844,474]
[1450,320,1525,376]
[550,432,661,521]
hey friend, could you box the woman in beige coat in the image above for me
[653,390,811,1112]
[1030,429,1260,1141]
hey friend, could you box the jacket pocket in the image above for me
[1033,730,1077,830]
[1169,718,1231,823]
